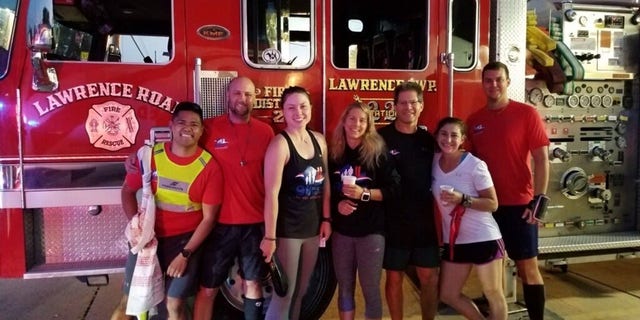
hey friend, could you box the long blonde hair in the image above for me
[330,102,386,170]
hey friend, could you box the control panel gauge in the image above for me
[590,95,602,108]
[579,95,591,108]
[616,136,627,149]
[579,15,588,26]
[567,95,580,108]
[528,87,544,105]
[616,122,627,135]
[602,95,613,108]
[543,95,555,108]
[561,167,589,199]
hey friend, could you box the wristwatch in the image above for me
[180,248,192,259]
[360,188,371,202]
[461,194,473,208]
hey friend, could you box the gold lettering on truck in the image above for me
[85,101,140,151]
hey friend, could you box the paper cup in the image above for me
[439,185,454,205]
[439,185,454,193]
[341,175,357,185]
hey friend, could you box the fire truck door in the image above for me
[21,0,189,162]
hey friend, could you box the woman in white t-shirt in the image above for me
[432,117,507,320]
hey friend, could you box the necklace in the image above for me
[229,117,252,167]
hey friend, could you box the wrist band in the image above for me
[264,237,277,241]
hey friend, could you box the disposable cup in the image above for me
[439,185,454,205]
[342,176,357,185]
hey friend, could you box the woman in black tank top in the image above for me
[261,86,332,320]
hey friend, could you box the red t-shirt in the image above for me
[467,100,549,205]
[202,116,275,224]
[125,143,223,237]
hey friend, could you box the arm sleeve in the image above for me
[527,107,550,151]
[472,159,494,192]
[194,158,224,205]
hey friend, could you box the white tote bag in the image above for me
[125,145,165,316]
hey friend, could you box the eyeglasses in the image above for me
[396,100,422,107]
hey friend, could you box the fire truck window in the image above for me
[452,0,478,70]
[0,0,17,78]
[245,0,313,69]
[332,0,427,70]
[49,0,172,63]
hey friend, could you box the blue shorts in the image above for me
[383,245,440,270]
[442,239,505,264]
[200,223,265,288]
[493,205,538,260]
[123,232,201,298]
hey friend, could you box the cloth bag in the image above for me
[125,145,165,316]
[448,204,466,261]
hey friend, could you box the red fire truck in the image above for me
[1,0,639,318]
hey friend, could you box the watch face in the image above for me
[181,249,192,258]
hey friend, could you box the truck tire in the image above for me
[216,247,336,320]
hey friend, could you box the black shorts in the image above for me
[442,239,505,264]
[200,223,265,288]
[493,205,538,260]
[383,245,440,270]
[123,232,201,298]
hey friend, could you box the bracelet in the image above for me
[322,217,332,223]
[263,237,277,241]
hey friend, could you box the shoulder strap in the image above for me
[280,131,295,159]
[306,129,322,158]
[137,144,154,182]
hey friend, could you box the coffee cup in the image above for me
[342,175,357,185]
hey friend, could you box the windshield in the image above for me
[0,0,17,77]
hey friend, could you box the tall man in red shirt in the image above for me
[467,62,550,320]
[194,77,275,320]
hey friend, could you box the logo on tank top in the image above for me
[294,166,324,199]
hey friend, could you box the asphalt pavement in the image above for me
[0,273,125,320]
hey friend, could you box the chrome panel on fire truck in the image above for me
[493,0,528,101]
[539,231,640,254]
[23,262,125,279]
[23,205,127,279]
[0,191,22,208]
[21,162,125,208]
[553,0,640,7]
[196,70,237,119]
[1,164,22,208]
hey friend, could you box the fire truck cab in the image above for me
[1,0,640,318]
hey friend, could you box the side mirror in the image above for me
[26,0,54,52]
[26,0,57,92]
